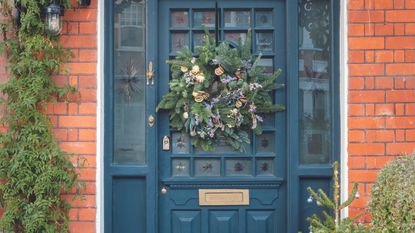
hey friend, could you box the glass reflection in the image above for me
[256,158,274,176]
[256,132,275,154]
[224,10,250,28]
[113,0,146,165]
[193,11,215,28]
[299,0,331,164]
[172,159,190,176]
[195,159,221,176]
[255,10,273,27]
[172,132,190,154]
[171,32,189,52]
[226,159,252,176]
[224,32,247,45]
[171,11,189,28]
[256,32,273,52]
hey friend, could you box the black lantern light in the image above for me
[80,0,91,7]
[46,0,64,35]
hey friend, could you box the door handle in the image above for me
[146,61,155,85]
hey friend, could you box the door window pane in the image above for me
[193,10,215,28]
[195,159,221,176]
[298,0,331,164]
[226,159,252,176]
[256,158,274,176]
[113,0,146,164]
[256,132,275,154]
[255,10,273,27]
[172,159,190,176]
[224,32,247,45]
[224,10,251,28]
[172,132,190,154]
[171,32,189,52]
[255,32,273,52]
[171,10,189,28]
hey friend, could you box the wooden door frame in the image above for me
[103,0,158,232]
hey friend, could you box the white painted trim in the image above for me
[96,0,105,232]
[340,0,349,219]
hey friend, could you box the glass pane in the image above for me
[172,132,190,154]
[261,113,275,128]
[171,32,189,52]
[255,10,273,27]
[193,32,215,50]
[171,10,189,28]
[255,32,273,52]
[193,10,215,28]
[172,159,190,176]
[299,0,331,164]
[226,159,252,176]
[224,32,247,45]
[256,158,274,176]
[255,132,275,154]
[113,0,146,164]
[195,136,251,154]
[195,159,221,176]
[224,10,251,28]
[120,27,143,48]
[258,58,273,73]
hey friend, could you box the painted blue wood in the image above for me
[112,178,146,233]
[104,0,158,232]
[172,211,202,233]
[104,1,340,232]
[299,178,331,233]
[209,211,238,233]
[158,1,286,232]
[246,211,276,233]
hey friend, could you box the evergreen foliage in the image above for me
[369,153,415,232]
[0,0,80,232]
[307,162,368,233]
[157,31,285,151]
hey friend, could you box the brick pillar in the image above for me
[57,1,98,232]
[348,0,415,222]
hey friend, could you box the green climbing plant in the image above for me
[0,0,81,232]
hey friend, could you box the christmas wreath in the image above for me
[157,32,285,151]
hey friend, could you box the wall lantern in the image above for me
[45,0,64,35]
[80,0,91,7]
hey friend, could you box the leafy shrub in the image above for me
[369,154,415,232]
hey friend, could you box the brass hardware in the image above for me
[146,61,155,85]
[161,187,167,194]
[148,115,155,127]
[199,189,250,206]
[162,136,170,151]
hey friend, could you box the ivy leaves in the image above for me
[0,1,79,232]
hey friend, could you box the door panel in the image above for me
[246,211,276,233]
[158,1,286,232]
[209,211,239,233]
[172,211,202,233]
[112,178,146,232]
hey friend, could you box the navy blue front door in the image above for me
[158,1,287,232]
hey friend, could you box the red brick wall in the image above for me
[57,0,98,232]
[348,0,415,221]
[0,1,97,231]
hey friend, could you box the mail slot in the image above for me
[198,189,250,206]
